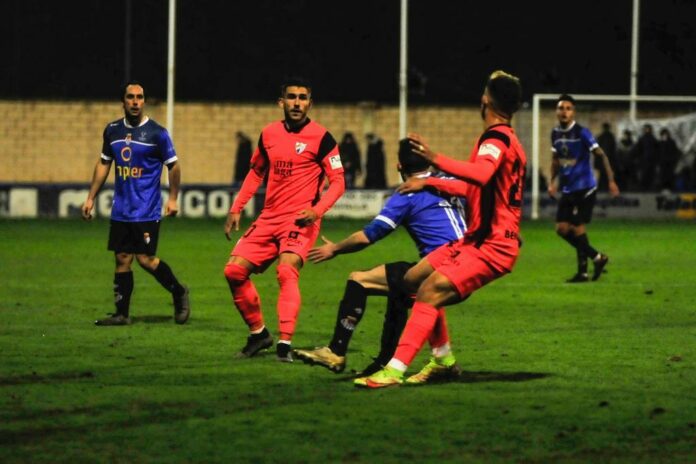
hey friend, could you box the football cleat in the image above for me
[359,367,404,389]
[565,272,589,283]
[276,342,294,363]
[95,313,132,326]
[294,346,346,373]
[592,254,609,281]
[405,355,461,385]
[235,329,273,358]
[354,360,384,378]
[173,285,190,324]
[353,376,368,387]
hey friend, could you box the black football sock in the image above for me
[146,260,185,296]
[577,249,588,274]
[375,292,412,365]
[328,280,368,356]
[561,232,579,250]
[575,234,599,261]
[114,271,133,317]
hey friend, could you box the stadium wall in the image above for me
[0,99,639,187]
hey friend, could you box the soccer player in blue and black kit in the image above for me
[295,138,469,383]
[82,81,190,326]
[549,94,620,283]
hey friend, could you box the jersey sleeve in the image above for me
[230,133,268,214]
[581,127,600,151]
[312,132,346,217]
[433,130,508,186]
[101,127,114,161]
[362,193,410,243]
[157,128,178,166]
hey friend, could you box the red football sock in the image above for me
[392,301,439,367]
[224,263,264,331]
[276,264,301,342]
[428,307,450,349]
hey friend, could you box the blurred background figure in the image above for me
[595,122,617,192]
[616,129,636,191]
[364,133,387,189]
[233,131,253,187]
[657,128,681,192]
[339,132,362,189]
[633,124,659,191]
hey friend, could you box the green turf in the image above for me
[1,218,695,463]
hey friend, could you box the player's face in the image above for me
[123,85,145,121]
[279,86,312,125]
[556,100,575,126]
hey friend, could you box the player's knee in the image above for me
[348,271,366,285]
[224,263,250,286]
[276,264,299,285]
[555,224,569,236]
[135,254,157,270]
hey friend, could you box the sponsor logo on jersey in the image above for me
[478,143,501,159]
[139,131,148,141]
[295,142,307,154]
[121,146,133,162]
[329,154,343,170]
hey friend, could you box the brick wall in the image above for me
[0,99,627,186]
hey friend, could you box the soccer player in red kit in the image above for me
[360,70,526,387]
[223,77,346,362]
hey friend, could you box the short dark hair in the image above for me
[398,138,430,174]
[280,76,312,96]
[486,70,522,117]
[121,80,144,101]
[557,93,576,106]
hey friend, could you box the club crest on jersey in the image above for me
[125,134,132,145]
[478,143,501,159]
[295,142,307,154]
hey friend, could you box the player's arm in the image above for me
[548,152,560,198]
[225,141,269,240]
[307,230,371,263]
[165,161,181,216]
[592,146,620,197]
[397,175,473,197]
[296,133,346,227]
[82,158,112,220]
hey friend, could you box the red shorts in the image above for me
[426,240,509,299]
[232,215,321,269]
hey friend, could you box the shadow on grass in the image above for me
[334,370,550,385]
[0,371,95,386]
[130,315,172,324]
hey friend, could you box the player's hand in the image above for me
[81,199,94,221]
[224,212,241,241]
[295,209,318,227]
[608,181,620,198]
[307,235,336,263]
[547,184,557,199]
[165,198,179,217]
[407,132,436,162]
[396,177,427,194]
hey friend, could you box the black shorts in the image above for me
[108,220,161,255]
[556,188,597,225]
[385,261,416,296]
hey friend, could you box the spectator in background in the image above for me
[633,124,659,191]
[339,132,362,189]
[364,133,387,189]
[233,131,253,186]
[595,122,617,192]
[674,132,696,192]
[657,128,681,192]
[616,129,636,191]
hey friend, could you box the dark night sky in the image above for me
[3,0,696,105]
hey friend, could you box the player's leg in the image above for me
[295,264,389,372]
[274,221,321,362]
[571,191,609,281]
[224,255,272,358]
[556,193,588,282]
[133,221,189,324]
[405,307,462,385]
[96,220,136,326]
[225,220,277,358]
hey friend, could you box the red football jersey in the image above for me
[231,119,345,219]
[429,124,526,269]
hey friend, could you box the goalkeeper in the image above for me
[295,138,471,382]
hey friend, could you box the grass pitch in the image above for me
[1,218,695,463]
